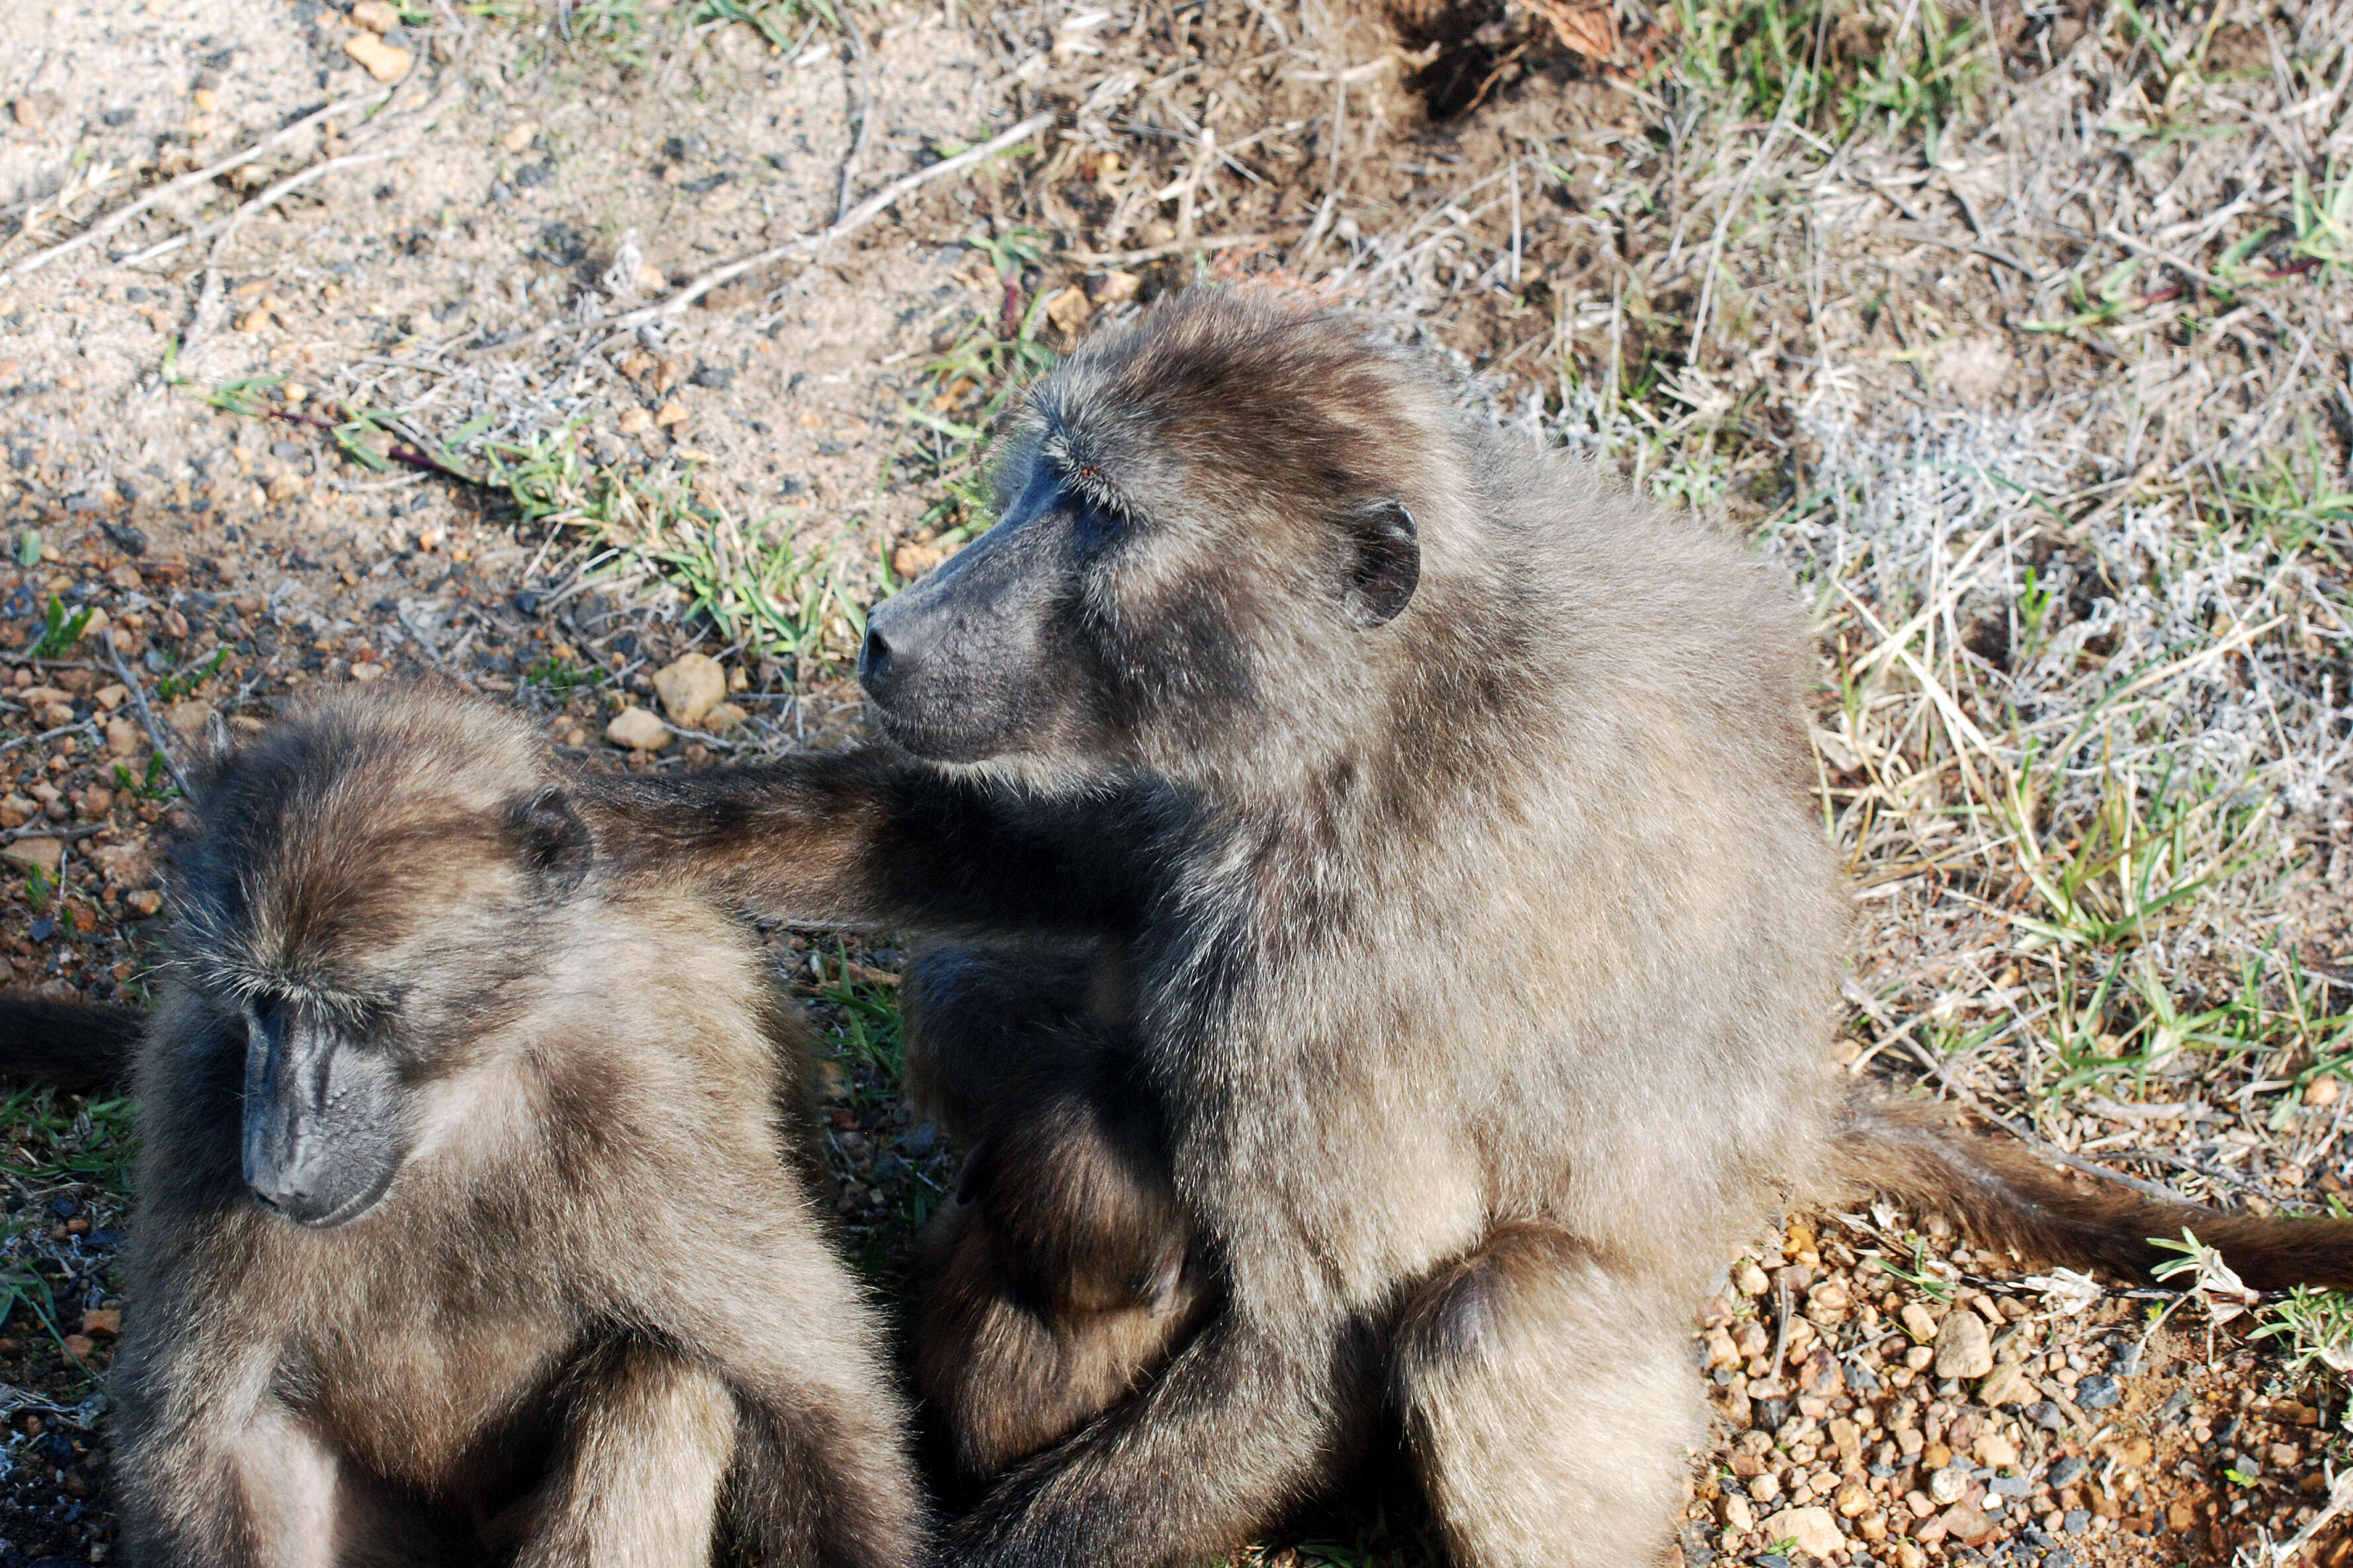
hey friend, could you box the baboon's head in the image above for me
[859,288,1461,785]
[172,685,589,1227]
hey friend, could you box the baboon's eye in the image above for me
[1066,486,1123,550]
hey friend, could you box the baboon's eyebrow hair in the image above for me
[1037,421,1134,518]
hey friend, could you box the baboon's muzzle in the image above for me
[241,1005,404,1228]
[859,505,1058,761]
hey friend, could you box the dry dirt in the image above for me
[1,0,2350,1563]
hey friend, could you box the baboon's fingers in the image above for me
[1392,1224,1702,1568]
[0,995,140,1094]
[509,1343,735,1568]
[1834,1091,2353,1290]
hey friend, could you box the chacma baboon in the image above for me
[576,288,2353,1568]
[15,683,922,1567]
[896,940,1209,1486]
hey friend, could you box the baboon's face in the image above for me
[235,991,405,1227]
[181,753,591,1229]
[856,291,1428,773]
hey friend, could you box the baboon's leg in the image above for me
[912,1193,1202,1483]
[947,1307,1381,1567]
[726,1395,925,1568]
[635,1229,925,1568]
[509,1342,736,1568]
[1391,1224,1703,1568]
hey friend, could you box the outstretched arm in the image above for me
[571,747,1163,938]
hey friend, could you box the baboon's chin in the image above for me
[251,1166,399,1230]
[867,704,1018,765]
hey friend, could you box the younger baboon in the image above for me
[72,683,920,1568]
[898,940,1209,1485]
[576,289,2353,1568]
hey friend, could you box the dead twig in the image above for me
[510,112,1056,351]
[834,3,875,227]
[1068,231,1276,265]
[0,722,100,757]
[116,147,402,274]
[5,84,397,278]
[1,823,103,846]
[98,631,192,799]
[176,149,406,352]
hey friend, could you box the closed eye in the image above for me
[1067,487,1123,549]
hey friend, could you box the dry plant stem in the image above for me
[97,630,193,800]
[2272,1470,2353,1564]
[0,722,99,758]
[1688,68,1802,368]
[1070,231,1275,265]
[535,112,1056,349]
[834,5,875,227]
[0,823,102,846]
[4,84,398,278]
[119,148,403,274]
[396,607,452,675]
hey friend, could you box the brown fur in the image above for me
[897,941,1211,1483]
[107,683,921,1568]
[1828,1093,2353,1290]
[576,289,2353,1568]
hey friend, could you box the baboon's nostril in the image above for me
[859,628,892,685]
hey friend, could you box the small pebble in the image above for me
[1934,1309,1993,1378]
[2074,1374,2119,1409]
[604,706,672,751]
[344,31,411,82]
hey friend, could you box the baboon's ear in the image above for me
[1340,499,1420,629]
[201,710,236,768]
[507,786,591,898]
[181,712,239,802]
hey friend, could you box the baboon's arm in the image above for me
[946,1307,1378,1568]
[508,1342,736,1568]
[116,1374,339,1565]
[574,749,1164,938]
[623,1216,927,1568]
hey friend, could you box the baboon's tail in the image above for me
[1830,1090,2353,1291]
[0,997,140,1095]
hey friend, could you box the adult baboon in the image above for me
[576,288,2353,1568]
[73,684,920,1568]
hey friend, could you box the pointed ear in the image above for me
[506,786,591,898]
[1340,499,1420,629]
